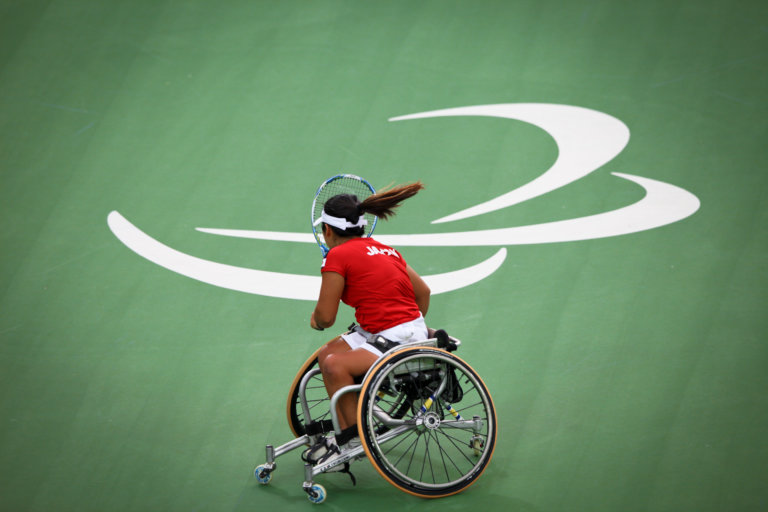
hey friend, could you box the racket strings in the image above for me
[312,176,376,239]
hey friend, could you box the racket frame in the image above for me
[311,174,377,256]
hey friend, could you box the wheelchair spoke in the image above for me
[423,431,437,484]
[428,430,451,482]
[403,433,421,475]
[429,437,439,485]
[378,397,401,412]
[430,429,464,478]
[419,433,428,483]
[435,429,477,466]
[382,429,418,457]
[453,399,484,413]
[439,427,485,447]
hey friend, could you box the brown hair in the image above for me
[359,181,424,220]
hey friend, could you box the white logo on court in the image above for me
[108,103,700,300]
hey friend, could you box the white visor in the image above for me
[320,211,367,231]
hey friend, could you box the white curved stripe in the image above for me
[109,211,317,300]
[108,211,507,300]
[389,103,630,224]
[377,173,700,246]
[196,227,316,243]
[195,173,699,246]
[422,248,506,294]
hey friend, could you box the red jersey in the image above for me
[321,237,421,333]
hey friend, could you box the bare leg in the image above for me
[321,348,379,429]
[317,336,350,368]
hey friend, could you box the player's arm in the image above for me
[311,271,345,330]
[406,264,430,317]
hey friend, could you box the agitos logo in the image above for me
[108,103,700,300]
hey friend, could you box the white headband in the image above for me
[319,210,367,231]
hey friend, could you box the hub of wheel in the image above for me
[423,411,441,430]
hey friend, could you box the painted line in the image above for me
[108,211,507,300]
[389,103,630,224]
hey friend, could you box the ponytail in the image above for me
[359,181,424,220]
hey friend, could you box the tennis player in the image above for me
[306,182,430,465]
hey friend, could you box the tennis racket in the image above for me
[311,174,377,256]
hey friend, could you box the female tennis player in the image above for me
[305,182,430,465]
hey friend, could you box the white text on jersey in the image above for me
[366,246,400,258]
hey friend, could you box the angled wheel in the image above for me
[357,347,497,498]
[286,346,331,437]
[306,483,326,504]
[254,464,272,485]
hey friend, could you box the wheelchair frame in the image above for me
[255,333,496,504]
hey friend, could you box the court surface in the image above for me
[1,1,766,510]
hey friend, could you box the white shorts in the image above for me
[341,315,429,356]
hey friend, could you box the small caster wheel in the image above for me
[306,483,326,504]
[254,464,272,485]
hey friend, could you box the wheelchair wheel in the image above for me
[357,347,497,498]
[286,345,411,437]
[286,347,331,437]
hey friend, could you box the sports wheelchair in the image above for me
[254,328,497,504]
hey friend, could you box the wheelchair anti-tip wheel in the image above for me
[357,347,497,498]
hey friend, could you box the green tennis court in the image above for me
[1,1,766,510]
